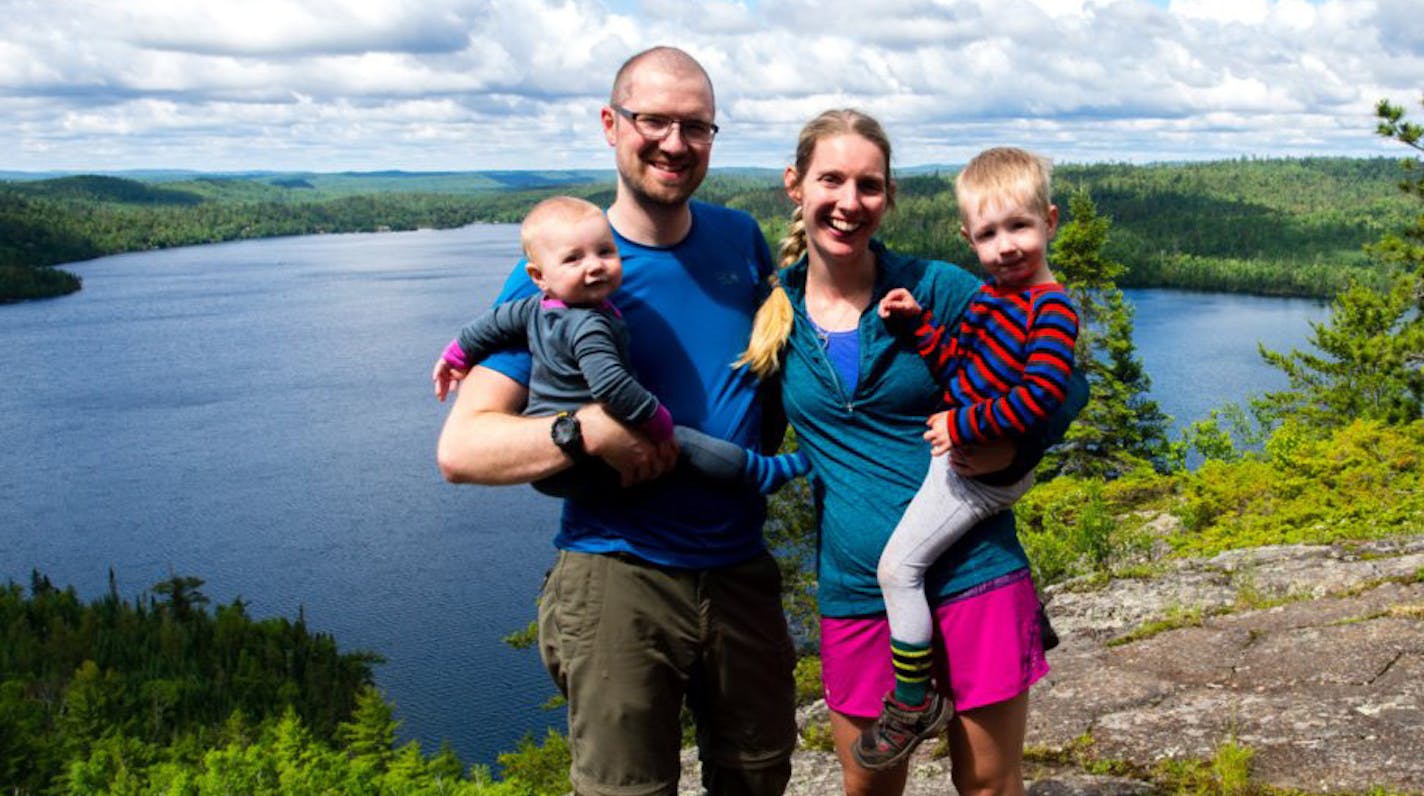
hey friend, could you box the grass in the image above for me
[1108,604,1216,646]
[1024,732,1334,796]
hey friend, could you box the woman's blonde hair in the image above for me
[734,109,893,378]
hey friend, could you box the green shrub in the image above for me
[1171,420,1424,555]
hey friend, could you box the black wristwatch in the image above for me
[550,411,589,460]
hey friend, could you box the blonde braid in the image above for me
[778,205,809,269]
[733,207,806,378]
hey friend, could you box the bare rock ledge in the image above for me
[677,538,1424,795]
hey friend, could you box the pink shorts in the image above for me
[821,570,1049,717]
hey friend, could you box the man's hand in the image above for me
[877,287,923,320]
[432,358,468,402]
[577,404,678,486]
[947,436,1016,477]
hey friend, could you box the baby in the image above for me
[433,195,808,497]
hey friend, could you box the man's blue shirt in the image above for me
[480,200,775,568]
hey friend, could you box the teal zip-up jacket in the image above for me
[779,241,1087,617]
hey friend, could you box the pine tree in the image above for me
[1045,188,1174,477]
[1258,99,1424,426]
[336,685,397,768]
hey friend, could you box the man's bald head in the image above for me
[610,46,714,108]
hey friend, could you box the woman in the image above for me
[738,110,1084,795]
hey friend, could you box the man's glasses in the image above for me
[611,105,719,145]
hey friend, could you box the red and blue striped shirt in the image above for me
[910,281,1079,446]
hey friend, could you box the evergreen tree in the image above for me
[1258,99,1424,426]
[336,685,398,767]
[1045,188,1174,477]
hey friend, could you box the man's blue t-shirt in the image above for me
[480,200,774,568]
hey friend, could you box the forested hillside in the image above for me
[0,572,566,795]
[1,158,1414,301]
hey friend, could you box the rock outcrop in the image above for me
[682,538,1424,795]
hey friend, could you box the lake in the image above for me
[0,224,1327,766]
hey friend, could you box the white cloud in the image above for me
[0,0,1417,171]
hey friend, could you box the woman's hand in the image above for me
[947,435,1016,477]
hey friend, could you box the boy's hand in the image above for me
[877,288,922,320]
[924,411,953,457]
[432,359,469,402]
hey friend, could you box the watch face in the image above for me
[552,414,581,448]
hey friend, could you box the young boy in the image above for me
[855,148,1079,769]
[432,195,808,497]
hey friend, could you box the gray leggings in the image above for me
[878,453,1033,645]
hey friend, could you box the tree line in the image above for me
[2,157,1415,302]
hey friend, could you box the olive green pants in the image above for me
[538,549,797,796]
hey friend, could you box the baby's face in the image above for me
[528,213,623,305]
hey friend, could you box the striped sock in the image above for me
[891,638,933,706]
[742,450,811,494]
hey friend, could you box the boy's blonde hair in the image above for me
[519,196,605,265]
[954,147,1053,223]
[733,109,894,379]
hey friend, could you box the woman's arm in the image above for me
[963,369,1089,484]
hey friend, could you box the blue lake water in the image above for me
[0,224,1327,766]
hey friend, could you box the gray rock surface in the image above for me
[680,538,1424,795]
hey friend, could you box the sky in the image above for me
[2,0,1421,173]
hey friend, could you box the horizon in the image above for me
[3,0,1420,173]
[0,151,1410,184]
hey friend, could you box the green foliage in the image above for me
[337,686,399,767]
[0,573,575,795]
[0,264,81,300]
[495,729,571,796]
[1045,189,1174,477]
[4,156,1415,302]
[1016,470,1166,585]
[501,620,539,651]
[764,429,820,648]
[792,656,823,706]
[1025,418,1424,589]
[799,720,837,753]
[1109,605,1211,646]
[1171,419,1424,555]
[1257,273,1423,427]
[0,175,607,301]
[1180,403,1272,464]
[1254,99,1424,430]
[0,572,377,792]
[872,158,1411,299]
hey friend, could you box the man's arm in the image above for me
[437,366,567,484]
[436,365,678,486]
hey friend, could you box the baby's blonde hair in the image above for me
[733,109,894,378]
[519,196,605,265]
[954,147,1053,223]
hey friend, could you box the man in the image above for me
[437,47,797,796]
